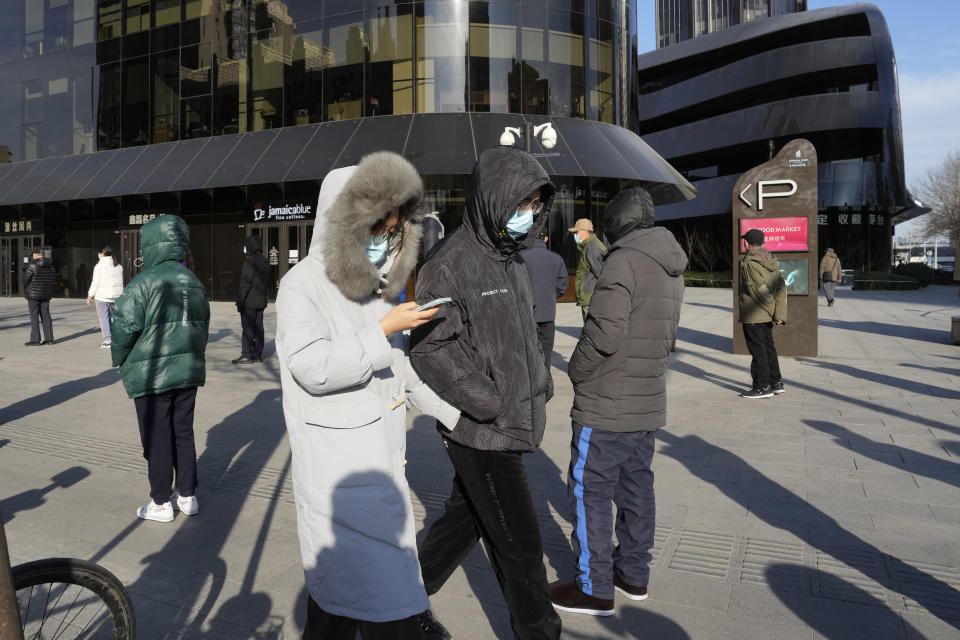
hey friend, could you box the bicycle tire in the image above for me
[12,557,136,640]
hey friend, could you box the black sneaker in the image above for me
[740,386,774,399]
[417,609,451,640]
[827,299,834,307]
[25,341,41,346]
[550,581,614,616]
[772,381,785,394]
[41,340,55,345]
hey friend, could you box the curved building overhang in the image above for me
[0,114,697,209]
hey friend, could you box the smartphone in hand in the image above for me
[414,297,452,312]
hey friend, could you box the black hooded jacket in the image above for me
[569,187,687,432]
[410,147,556,452]
[237,235,272,310]
[23,257,56,300]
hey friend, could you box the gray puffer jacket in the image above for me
[569,192,687,432]
[410,146,556,452]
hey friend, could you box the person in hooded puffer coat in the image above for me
[410,146,563,640]
[550,186,686,617]
[275,152,459,640]
[232,235,271,364]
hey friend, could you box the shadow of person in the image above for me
[765,563,924,639]
[304,471,427,637]
[0,369,119,426]
[658,431,960,630]
[797,358,960,401]
[1,466,90,523]
[670,357,744,393]
[805,420,960,486]
[53,327,103,344]
[119,389,287,639]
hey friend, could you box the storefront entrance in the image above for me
[0,234,45,297]
[119,229,144,285]
[245,220,314,299]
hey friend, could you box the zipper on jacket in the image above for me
[507,256,537,433]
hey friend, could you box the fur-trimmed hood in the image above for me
[311,152,425,301]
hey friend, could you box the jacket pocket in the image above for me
[302,391,382,429]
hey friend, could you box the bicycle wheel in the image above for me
[13,557,136,640]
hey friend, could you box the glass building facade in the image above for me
[2,1,698,302]
[656,0,805,48]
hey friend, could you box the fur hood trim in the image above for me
[322,152,425,301]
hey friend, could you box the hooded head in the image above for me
[316,152,425,301]
[140,215,189,269]
[602,186,655,245]
[463,146,555,257]
[244,235,262,255]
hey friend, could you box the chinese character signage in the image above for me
[2,220,37,234]
[252,202,313,222]
[738,217,808,252]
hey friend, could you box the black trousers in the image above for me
[302,595,423,640]
[742,322,781,389]
[28,299,53,342]
[536,321,555,371]
[419,436,561,640]
[134,387,198,504]
[239,306,265,359]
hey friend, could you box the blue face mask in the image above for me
[365,236,389,265]
[573,233,583,245]
[506,209,534,239]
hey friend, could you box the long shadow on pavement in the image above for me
[900,362,960,377]
[766,564,923,639]
[0,368,119,426]
[1,466,90,523]
[52,327,103,344]
[798,358,960,402]
[819,318,951,344]
[804,420,960,487]
[658,432,960,630]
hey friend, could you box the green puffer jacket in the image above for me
[111,215,210,399]
[574,234,607,307]
[738,247,787,324]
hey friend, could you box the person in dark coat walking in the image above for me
[233,235,271,364]
[410,146,563,640]
[550,187,686,617]
[519,234,569,372]
[23,250,56,345]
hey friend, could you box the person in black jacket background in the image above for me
[519,234,569,373]
[410,146,562,640]
[232,235,271,364]
[550,187,686,617]
[23,250,56,346]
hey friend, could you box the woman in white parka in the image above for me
[276,152,458,640]
[86,246,125,349]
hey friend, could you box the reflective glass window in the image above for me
[154,0,180,27]
[181,95,212,138]
[98,0,122,41]
[44,0,73,54]
[152,50,179,143]
[587,18,615,123]
[122,57,150,146]
[180,42,212,98]
[214,35,249,135]
[264,0,322,24]
[417,2,467,113]
[468,2,519,114]
[520,7,548,115]
[368,5,415,116]
[183,0,214,21]
[74,0,96,48]
[285,18,325,125]
[0,67,19,160]
[97,62,121,149]
[0,4,25,64]
[325,11,366,121]
[24,0,44,58]
[251,29,284,129]
[548,10,585,118]
[125,0,150,34]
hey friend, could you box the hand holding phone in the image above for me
[414,297,452,312]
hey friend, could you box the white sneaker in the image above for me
[137,500,174,522]
[99,341,111,349]
[172,492,199,516]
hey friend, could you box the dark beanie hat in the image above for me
[741,228,764,246]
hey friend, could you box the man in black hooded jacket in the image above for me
[410,146,562,640]
[23,250,57,345]
[232,235,271,364]
[550,187,686,617]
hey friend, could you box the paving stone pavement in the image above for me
[1,284,959,639]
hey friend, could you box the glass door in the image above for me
[120,230,143,284]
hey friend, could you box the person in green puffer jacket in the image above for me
[111,214,210,523]
[737,228,786,400]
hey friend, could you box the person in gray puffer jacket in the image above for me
[550,186,687,617]
[410,146,562,640]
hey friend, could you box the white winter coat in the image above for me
[275,158,458,622]
[87,256,124,302]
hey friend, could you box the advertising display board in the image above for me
[732,139,818,357]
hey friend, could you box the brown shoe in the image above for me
[550,581,613,616]
[614,573,648,601]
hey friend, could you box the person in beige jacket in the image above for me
[818,248,842,307]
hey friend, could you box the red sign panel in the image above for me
[739,217,808,252]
